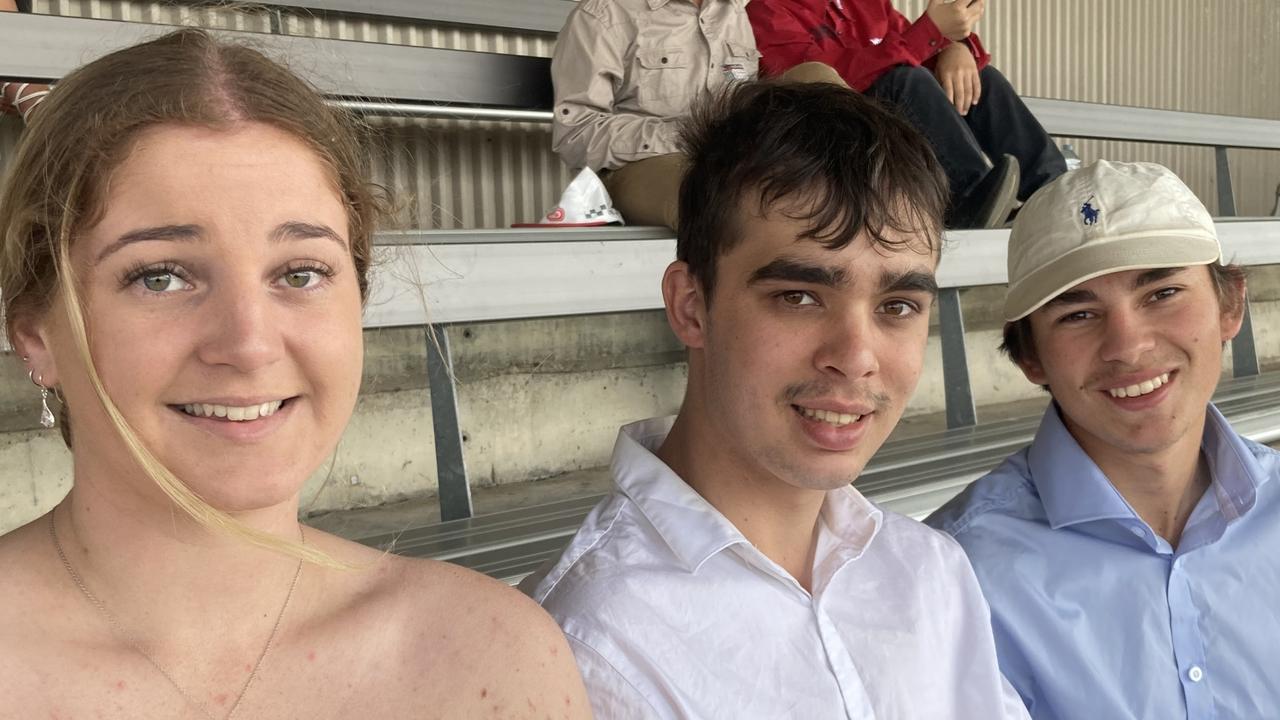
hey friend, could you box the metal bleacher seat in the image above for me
[360,219,1280,583]
[5,4,1280,585]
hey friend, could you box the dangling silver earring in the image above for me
[28,369,56,429]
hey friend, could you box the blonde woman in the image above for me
[0,29,590,719]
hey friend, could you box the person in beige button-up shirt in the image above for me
[552,0,760,228]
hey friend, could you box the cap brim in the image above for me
[1004,233,1221,321]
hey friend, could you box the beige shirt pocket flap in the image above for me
[636,48,691,69]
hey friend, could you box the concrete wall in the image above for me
[8,269,1280,532]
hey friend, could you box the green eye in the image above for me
[284,271,314,289]
[143,273,175,292]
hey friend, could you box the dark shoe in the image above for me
[948,154,1020,229]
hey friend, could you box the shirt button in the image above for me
[1188,666,1204,683]
[661,56,669,64]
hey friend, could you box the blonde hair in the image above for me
[0,29,387,565]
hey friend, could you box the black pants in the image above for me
[869,64,1065,202]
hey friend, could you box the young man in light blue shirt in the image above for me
[927,160,1280,719]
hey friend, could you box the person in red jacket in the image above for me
[749,0,1065,229]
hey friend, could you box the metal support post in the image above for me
[1215,146,1259,376]
[1233,301,1261,378]
[1214,146,1236,216]
[426,324,474,521]
[938,288,977,429]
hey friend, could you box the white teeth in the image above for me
[180,400,284,421]
[798,406,862,427]
[1108,372,1170,399]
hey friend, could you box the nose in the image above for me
[1098,306,1156,367]
[813,310,880,379]
[196,281,284,373]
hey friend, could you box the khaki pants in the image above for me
[603,152,688,230]
[603,63,849,230]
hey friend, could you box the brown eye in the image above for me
[880,300,920,317]
[780,291,817,306]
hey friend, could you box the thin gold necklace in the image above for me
[49,508,303,720]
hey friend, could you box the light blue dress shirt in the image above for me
[927,403,1280,720]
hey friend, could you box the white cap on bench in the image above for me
[1004,160,1222,321]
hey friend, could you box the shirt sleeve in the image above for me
[565,633,667,720]
[550,6,682,171]
[921,30,993,73]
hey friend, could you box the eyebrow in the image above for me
[1044,267,1190,308]
[96,224,202,262]
[1132,266,1186,288]
[270,221,348,251]
[96,220,347,263]
[881,269,939,297]
[748,258,850,288]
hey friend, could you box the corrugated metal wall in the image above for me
[5,1,1280,222]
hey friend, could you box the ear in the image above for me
[1219,274,1248,344]
[661,260,708,350]
[8,308,60,387]
[1017,354,1049,387]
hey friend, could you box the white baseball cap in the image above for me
[1004,160,1222,321]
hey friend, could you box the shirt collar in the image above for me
[1028,404,1135,529]
[1029,402,1264,531]
[611,417,883,574]
[646,0,745,10]
[819,485,883,560]
[1199,403,1261,520]
[612,417,751,572]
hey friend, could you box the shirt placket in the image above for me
[812,554,877,719]
[697,1,717,91]
[1167,553,1214,718]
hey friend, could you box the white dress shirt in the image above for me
[522,417,1029,719]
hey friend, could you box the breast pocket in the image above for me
[633,48,694,117]
[723,41,762,82]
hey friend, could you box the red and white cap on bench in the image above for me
[1004,160,1223,321]
[512,167,624,228]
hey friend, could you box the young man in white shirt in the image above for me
[522,81,1028,719]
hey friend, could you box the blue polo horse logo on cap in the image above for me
[1080,195,1101,226]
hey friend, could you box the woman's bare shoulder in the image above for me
[307,532,590,718]
[0,515,60,608]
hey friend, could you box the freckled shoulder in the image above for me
[0,517,83,705]
[379,555,590,718]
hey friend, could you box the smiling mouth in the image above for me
[1106,372,1171,399]
[794,405,865,428]
[177,399,288,422]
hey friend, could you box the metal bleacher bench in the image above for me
[5,5,1280,585]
